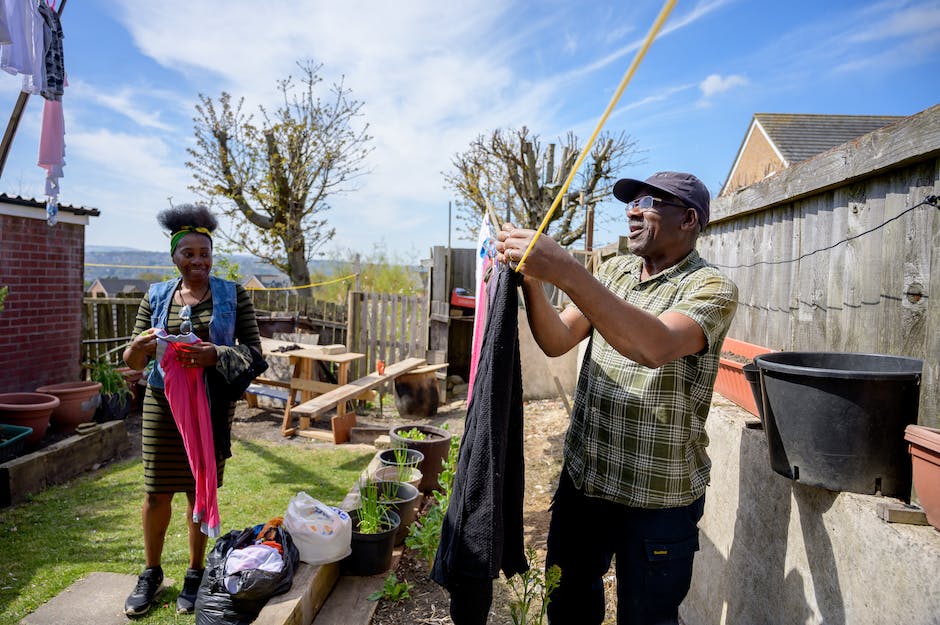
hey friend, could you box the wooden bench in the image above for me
[291,357,427,444]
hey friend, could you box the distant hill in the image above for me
[84,246,344,284]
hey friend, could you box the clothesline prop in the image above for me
[515,0,677,270]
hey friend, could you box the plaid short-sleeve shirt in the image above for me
[565,250,738,508]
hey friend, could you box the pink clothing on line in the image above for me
[161,340,221,537]
[466,253,492,402]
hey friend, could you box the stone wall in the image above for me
[682,397,940,624]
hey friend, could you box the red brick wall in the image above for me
[0,213,85,393]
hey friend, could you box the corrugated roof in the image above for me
[91,278,150,293]
[754,113,904,165]
[0,193,100,216]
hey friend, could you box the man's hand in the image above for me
[495,222,573,286]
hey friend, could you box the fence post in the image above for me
[347,290,362,378]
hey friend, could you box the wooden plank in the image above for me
[292,358,426,418]
[296,429,337,442]
[253,562,340,625]
[331,411,357,444]
[878,502,929,526]
[311,549,404,625]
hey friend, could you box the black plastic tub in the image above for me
[753,352,922,497]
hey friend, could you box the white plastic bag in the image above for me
[283,491,352,565]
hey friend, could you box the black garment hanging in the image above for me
[431,264,528,625]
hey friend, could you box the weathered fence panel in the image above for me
[346,291,427,380]
[249,292,348,346]
[81,295,141,365]
[698,104,940,427]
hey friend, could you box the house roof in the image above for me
[754,113,904,164]
[720,113,905,196]
[0,193,100,216]
[242,274,292,289]
[90,278,150,294]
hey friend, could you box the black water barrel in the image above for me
[753,352,922,497]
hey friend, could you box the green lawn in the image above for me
[0,438,373,625]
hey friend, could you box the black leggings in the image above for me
[545,469,705,625]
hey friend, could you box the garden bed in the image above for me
[0,420,130,507]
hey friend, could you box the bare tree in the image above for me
[187,61,373,286]
[444,127,641,245]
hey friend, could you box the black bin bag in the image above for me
[195,524,300,625]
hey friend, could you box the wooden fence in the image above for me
[81,295,142,366]
[252,293,348,347]
[346,291,427,380]
[697,104,940,428]
[81,290,427,383]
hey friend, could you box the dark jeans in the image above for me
[545,468,705,625]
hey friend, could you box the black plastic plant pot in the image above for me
[377,447,425,470]
[341,509,400,577]
[371,480,421,545]
[754,352,922,497]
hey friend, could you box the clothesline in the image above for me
[0,0,68,204]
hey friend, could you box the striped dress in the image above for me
[131,284,261,494]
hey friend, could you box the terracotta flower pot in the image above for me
[715,337,773,417]
[389,424,453,493]
[35,381,102,433]
[0,392,60,447]
[904,424,940,531]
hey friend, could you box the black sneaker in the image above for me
[124,566,164,616]
[176,568,204,614]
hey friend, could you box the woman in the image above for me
[122,204,263,616]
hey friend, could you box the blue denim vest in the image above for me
[147,276,237,389]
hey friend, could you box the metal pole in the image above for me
[447,201,452,250]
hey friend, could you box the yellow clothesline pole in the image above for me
[516,0,677,270]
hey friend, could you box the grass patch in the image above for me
[0,438,372,625]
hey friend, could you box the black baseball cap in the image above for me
[613,171,710,230]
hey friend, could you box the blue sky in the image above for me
[1,0,938,261]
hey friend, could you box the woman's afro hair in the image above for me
[157,203,218,234]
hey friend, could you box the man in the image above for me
[496,171,738,625]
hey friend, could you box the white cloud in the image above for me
[699,74,748,98]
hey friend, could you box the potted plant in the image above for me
[373,479,421,545]
[89,359,133,421]
[341,480,401,576]
[390,424,453,493]
[374,447,424,489]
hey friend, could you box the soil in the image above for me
[720,350,751,365]
[113,390,609,624]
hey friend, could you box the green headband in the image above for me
[170,226,212,255]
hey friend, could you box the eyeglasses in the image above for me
[624,195,687,215]
[179,305,193,334]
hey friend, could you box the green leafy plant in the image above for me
[405,432,460,567]
[393,446,418,482]
[357,480,390,534]
[367,572,413,602]
[399,427,427,441]
[89,359,132,399]
[506,546,562,625]
[0,285,7,314]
